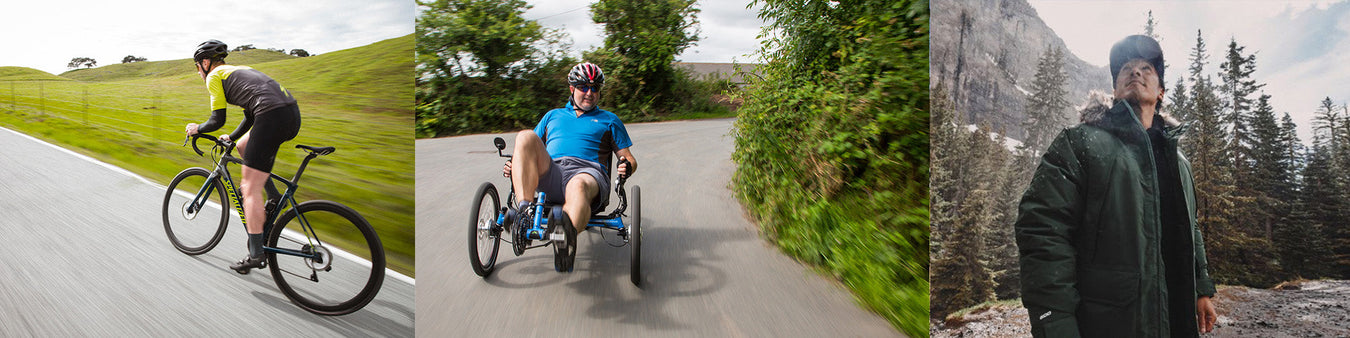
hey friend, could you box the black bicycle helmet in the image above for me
[194,40,229,62]
[567,63,605,86]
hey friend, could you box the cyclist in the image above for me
[504,62,636,237]
[184,40,302,274]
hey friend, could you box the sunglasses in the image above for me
[574,84,600,93]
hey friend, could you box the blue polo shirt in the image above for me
[533,101,633,170]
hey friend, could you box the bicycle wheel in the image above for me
[630,185,642,286]
[468,182,501,277]
[550,206,576,272]
[162,167,229,255]
[267,200,385,316]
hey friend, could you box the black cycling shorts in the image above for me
[244,104,301,173]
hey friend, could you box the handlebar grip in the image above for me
[616,158,632,181]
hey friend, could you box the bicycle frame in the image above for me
[184,136,326,261]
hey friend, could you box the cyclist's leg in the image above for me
[237,122,282,202]
[240,165,269,236]
[511,130,551,205]
[235,106,299,265]
[563,173,599,232]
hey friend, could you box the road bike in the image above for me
[162,133,385,315]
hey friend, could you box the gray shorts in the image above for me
[538,156,610,209]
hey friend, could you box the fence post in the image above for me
[154,86,160,140]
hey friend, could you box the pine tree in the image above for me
[1167,76,1191,122]
[1218,38,1263,182]
[1247,94,1283,240]
[929,125,1002,317]
[1273,113,1323,278]
[1022,46,1070,156]
[930,86,961,259]
[1301,145,1345,277]
[1144,10,1161,41]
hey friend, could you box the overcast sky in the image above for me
[1030,0,1350,145]
[0,0,413,75]
[521,0,767,64]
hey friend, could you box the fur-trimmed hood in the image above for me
[1078,91,1181,128]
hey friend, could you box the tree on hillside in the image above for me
[289,49,310,57]
[121,55,147,63]
[232,44,255,52]
[67,57,97,69]
[931,125,1004,318]
[588,0,700,117]
[1021,45,1070,155]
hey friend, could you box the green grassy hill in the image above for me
[60,49,296,82]
[0,67,70,81]
[0,34,415,276]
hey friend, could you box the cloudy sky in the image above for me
[521,0,768,64]
[0,0,413,75]
[1030,0,1350,144]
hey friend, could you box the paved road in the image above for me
[415,118,898,336]
[0,127,413,336]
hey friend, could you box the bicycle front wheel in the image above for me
[267,200,386,316]
[162,167,229,255]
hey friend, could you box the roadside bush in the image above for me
[731,0,929,335]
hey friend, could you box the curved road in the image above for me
[0,127,413,336]
[415,118,898,336]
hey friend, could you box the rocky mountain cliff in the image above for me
[931,0,1112,139]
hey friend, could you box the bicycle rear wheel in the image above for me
[267,200,385,316]
[162,167,229,255]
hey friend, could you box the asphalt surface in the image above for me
[415,118,899,336]
[0,127,413,336]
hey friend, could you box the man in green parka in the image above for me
[1015,34,1219,337]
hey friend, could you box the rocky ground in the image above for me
[931,280,1350,337]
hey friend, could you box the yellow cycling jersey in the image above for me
[205,65,296,115]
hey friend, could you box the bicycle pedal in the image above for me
[549,232,566,242]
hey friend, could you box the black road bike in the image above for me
[162,134,385,315]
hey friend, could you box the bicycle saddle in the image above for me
[296,145,336,155]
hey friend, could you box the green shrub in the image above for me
[732,0,929,335]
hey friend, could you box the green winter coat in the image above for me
[1015,100,1217,338]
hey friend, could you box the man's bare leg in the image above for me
[512,130,552,205]
[563,173,599,233]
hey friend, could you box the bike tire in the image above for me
[267,200,386,316]
[162,167,229,255]
[468,182,501,277]
[630,185,642,286]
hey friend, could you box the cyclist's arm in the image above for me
[227,111,254,141]
[196,108,228,134]
[616,147,636,177]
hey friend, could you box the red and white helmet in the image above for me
[567,62,605,86]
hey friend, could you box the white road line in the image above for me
[1,126,416,285]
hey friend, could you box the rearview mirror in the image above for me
[493,137,506,151]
